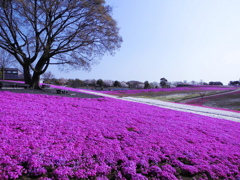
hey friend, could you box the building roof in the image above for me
[4,68,20,70]
[4,68,22,72]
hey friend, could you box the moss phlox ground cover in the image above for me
[0,91,240,179]
[186,90,240,111]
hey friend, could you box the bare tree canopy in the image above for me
[0,0,122,88]
[0,49,17,80]
[0,49,16,69]
[42,71,55,84]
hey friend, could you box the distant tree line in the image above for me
[43,77,227,88]
[229,81,240,86]
[209,81,223,85]
[42,72,232,89]
[42,76,162,89]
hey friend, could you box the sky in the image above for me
[49,0,240,85]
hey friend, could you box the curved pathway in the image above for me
[123,97,240,123]
[79,90,240,123]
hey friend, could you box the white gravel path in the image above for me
[79,90,240,123]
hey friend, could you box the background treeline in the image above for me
[43,77,231,90]
[42,71,238,89]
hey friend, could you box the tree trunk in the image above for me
[23,65,32,85]
[22,55,49,89]
[31,56,49,89]
[31,73,41,89]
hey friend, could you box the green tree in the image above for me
[160,78,168,88]
[74,79,84,87]
[144,81,151,89]
[96,79,104,87]
[0,0,122,88]
[67,78,84,88]
[113,80,121,87]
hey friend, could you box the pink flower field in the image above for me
[0,91,240,179]
[186,90,240,110]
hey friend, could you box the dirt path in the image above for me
[79,90,240,123]
[123,97,240,123]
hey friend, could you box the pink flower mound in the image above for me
[102,86,237,95]
[0,91,240,179]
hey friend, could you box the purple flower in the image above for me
[0,86,239,179]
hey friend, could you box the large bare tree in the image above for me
[0,0,122,88]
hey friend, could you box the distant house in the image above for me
[2,68,24,81]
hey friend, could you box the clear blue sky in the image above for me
[49,0,240,85]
